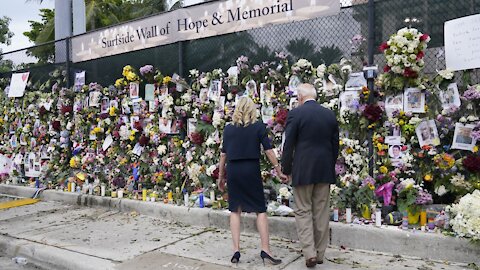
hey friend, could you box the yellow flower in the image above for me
[0,117,3,124]
[376,143,383,150]
[368,183,375,190]
[109,107,116,116]
[126,72,137,81]
[346,147,353,154]
[339,140,344,146]
[398,119,405,126]
[473,146,478,153]
[69,157,78,168]
[115,78,124,88]
[424,174,432,182]
[379,166,388,174]
[122,65,133,77]
[163,76,172,85]
[399,111,405,116]
[129,135,135,141]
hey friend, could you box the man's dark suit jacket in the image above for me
[281,100,339,187]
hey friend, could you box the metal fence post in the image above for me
[178,41,185,78]
[367,0,375,177]
[66,37,71,88]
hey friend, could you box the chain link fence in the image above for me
[0,0,479,87]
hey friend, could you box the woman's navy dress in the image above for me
[222,121,272,213]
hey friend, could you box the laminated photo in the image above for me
[209,80,222,102]
[159,117,172,134]
[289,98,299,110]
[322,75,338,97]
[415,119,440,147]
[88,91,101,107]
[199,88,209,104]
[288,75,301,96]
[340,91,360,112]
[129,82,140,99]
[74,71,85,92]
[452,123,477,151]
[132,101,141,115]
[130,116,140,131]
[145,84,155,101]
[385,94,404,117]
[261,105,274,124]
[385,122,402,145]
[404,88,425,113]
[345,72,367,91]
[439,82,461,109]
[187,118,197,137]
[101,97,110,113]
[227,66,239,86]
[245,80,258,98]
[260,83,272,104]
[216,96,225,113]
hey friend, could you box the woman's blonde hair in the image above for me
[232,97,257,127]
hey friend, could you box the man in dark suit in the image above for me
[281,83,339,268]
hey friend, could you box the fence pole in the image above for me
[65,38,71,88]
[367,0,375,176]
[178,41,185,78]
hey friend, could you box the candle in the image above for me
[346,208,352,223]
[167,191,173,202]
[420,211,427,226]
[111,191,117,198]
[142,189,147,201]
[88,184,93,195]
[199,193,204,208]
[71,182,76,193]
[67,182,71,192]
[210,190,215,202]
[333,208,339,222]
[118,189,124,199]
[402,211,408,230]
[184,192,189,207]
[101,185,106,197]
[375,209,382,227]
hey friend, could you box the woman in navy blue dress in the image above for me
[218,97,286,265]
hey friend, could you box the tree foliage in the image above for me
[0,16,14,46]
[286,38,344,66]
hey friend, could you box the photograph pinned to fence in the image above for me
[148,101,156,112]
[385,121,402,145]
[89,91,101,107]
[132,101,141,115]
[101,97,110,113]
[145,84,155,101]
[289,97,299,110]
[199,88,209,104]
[288,75,301,96]
[261,105,274,124]
[415,119,440,147]
[216,96,226,112]
[404,88,425,113]
[109,100,119,109]
[322,74,339,97]
[385,94,404,117]
[245,80,258,98]
[452,123,477,151]
[130,116,140,131]
[339,90,360,112]
[439,83,461,109]
[227,66,239,86]
[209,80,222,102]
[74,71,85,92]
[159,118,172,134]
[260,83,272,104]
[129,82,139,99]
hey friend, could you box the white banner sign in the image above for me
[71,0,340,63]
[445,14,480,71]
[8,72,29,98]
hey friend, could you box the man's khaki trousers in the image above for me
[292,183,330,261]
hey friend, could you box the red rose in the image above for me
[463,155,480,173]
[379,42,389,52]
[190,132,204,145]
[39,106,47,116]
[112,130,120,138]
[139,135,150,146]
[51,120,61,131]
[420,34,430,42]
[403,68,418,78]
[363,104,383,123]
[61,105,73,115]
[275,108,288,127]
[133,121,143,133]
[212,168,219,179]
[416,51,425,60]
[383,65,391,72]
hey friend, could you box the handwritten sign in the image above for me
[445,14,480,71]
[8,72,29,98]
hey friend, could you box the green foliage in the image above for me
[23,9,55,63]
[286,38,344,66]
[0,16,13,45]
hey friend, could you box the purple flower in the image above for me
[415,189,433,205]
[361,176,375,187]
[140,65,154,76]
[463,85,480,100]
[471,129,480,141]
[236,56,249,70]
[275,51,288,60]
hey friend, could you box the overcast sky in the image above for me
[0,0,54,53]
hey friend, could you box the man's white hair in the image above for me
[297,83,317,99]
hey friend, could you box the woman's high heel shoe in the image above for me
[230,251,241,264]
[260,250,282,266]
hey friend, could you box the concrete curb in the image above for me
[0,234,116,270]
[1,184,478,264]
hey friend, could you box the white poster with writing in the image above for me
[8,72,29,98]
[445,14,480,71]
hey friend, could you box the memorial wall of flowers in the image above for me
[0,27,479,242]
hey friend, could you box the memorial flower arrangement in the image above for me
[447,190,480,242]
[378,27,430,94]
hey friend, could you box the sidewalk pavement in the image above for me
[0,200,473,270]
